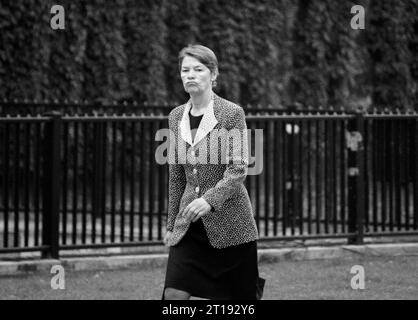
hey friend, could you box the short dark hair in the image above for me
[178,44,219,77]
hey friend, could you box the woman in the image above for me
[162,44,264,300]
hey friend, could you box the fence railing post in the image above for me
[42,111,62,259]
[93,121,105,219]
[347,111,365,244]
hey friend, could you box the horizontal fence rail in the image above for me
[0,108,417,258]
[0,100,354,116]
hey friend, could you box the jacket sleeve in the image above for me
[201,107,248,212]
[167,113,186,232]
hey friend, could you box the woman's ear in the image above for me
[211,72,218,87]
[211,69,218,81]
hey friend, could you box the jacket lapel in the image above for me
[179,94,219,147]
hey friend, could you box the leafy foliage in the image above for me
[0,0,416,110]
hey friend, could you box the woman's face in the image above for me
[180,55,215,95]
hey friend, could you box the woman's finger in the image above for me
[185,207,196,222]
[182,204,192,218]
[190,209,200,222]
[192,212,201,222]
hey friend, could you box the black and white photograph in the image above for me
[0,0,417,309]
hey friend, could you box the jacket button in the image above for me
[195,186,200,193]
[193,168,197,174]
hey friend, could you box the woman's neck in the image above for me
[190,90,212,116]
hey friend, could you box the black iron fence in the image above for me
[0,107,417,258]
[0,100,346,116]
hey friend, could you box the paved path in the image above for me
[1,242,417,299]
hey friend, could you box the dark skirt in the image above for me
[163,218,259,300]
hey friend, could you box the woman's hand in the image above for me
[163,231,173,246]
[182,198,212,223]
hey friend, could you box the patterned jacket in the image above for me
[166,93,259,249]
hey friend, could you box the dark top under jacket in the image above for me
[163,108,259,300]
